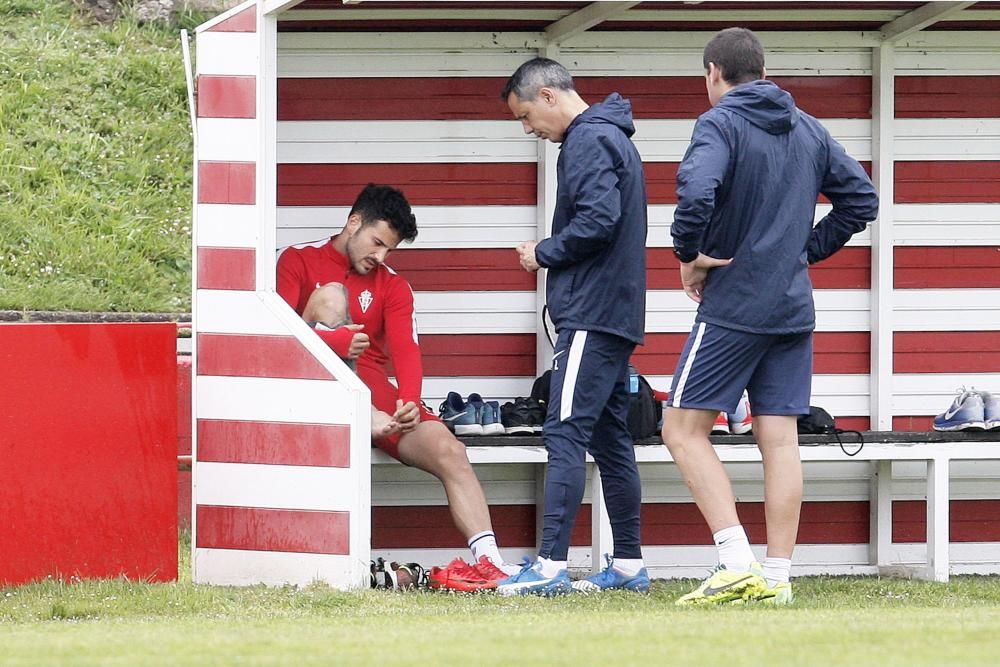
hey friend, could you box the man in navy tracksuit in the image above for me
[664,28,878,606]
[496,57,650,595]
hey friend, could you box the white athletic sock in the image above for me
[537,556,566,578]
[611,558,644,577]
[714,525,755,572]
[763,557,792,588]
[468,531,502,565]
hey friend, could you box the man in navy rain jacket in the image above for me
[496,57,650,596]
[663,28,878,606]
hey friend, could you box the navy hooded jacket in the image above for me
[535,93,648,344]
[672,80,878,334]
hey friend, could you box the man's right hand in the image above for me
[344,324,370,359]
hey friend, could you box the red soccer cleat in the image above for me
[428,558,496,592]
[472,555,509,583]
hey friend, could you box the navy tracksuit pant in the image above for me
[539,329,642,561]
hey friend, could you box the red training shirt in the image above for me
[276,238,423,406]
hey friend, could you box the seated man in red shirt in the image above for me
[277,183,518,588]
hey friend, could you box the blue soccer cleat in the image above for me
[571,555,651,593]
[982,391,1000,431]
[496,558,572,597]
[933,388,986,431]
[439,391,483,436]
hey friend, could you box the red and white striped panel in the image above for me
[270,31,1000,569]
[193,1,371,589]
[274,32,1000,432]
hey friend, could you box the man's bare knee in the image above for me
[303,282,350,325]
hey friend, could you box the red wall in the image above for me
[0,323,178,584]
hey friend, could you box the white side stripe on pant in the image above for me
[671,322,706,407]
[560,331,588,421]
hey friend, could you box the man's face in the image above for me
[507,90,565,143]
[344,217,402,274]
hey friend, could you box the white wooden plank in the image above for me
[277,205,537,249]
[198,118,259,162]
[196,375,355,424]
[197,290,289,335]
[196,32,259,76]
[197,204,259,248]
[896,46,1000,75]
[196,462,359,512]
[893,204,1000,246]
[193,549,363,588]
[893,374,1000,414]
[894,289,1000,331]
[895,118,1000,161]
[274,119,872,164]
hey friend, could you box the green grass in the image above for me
[3,536,1000,665]
[0,0,203,312]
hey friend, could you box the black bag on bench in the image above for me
[798,406,864,456]
[531,365,661,441]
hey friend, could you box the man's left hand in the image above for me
[680,253,733,303]
[393,400,421,433]
[516,241,540,273]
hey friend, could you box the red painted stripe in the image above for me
[196,247,255,291]
[277,163,535,206]
[894,499,1000,542]
[197,505,349,554]
[197,333,335,380]
[647,247,870,290]
[372,499,1000,549]
[895,247,1000,288]
[207,5,256,32]
[402,334,537,377]
[388,248,536,291]
[893,416,934,431]
[894,332,1000,374]
[837,416,871,431]
[198,75,256,119]
[633,332,871,377]
[896,76,1000,118]
[896,162,1000,203]
[277,75,869,121]
[198,161,256,205]
[178,356,192,456]
[197,420,351,467]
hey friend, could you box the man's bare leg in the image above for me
[396,420,493,539]
[753,414,802,559]
[661,406,741,532]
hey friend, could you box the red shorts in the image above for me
[364,370,439,460]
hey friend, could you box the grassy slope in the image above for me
[0,0,200,312]
[3,538,1000,666]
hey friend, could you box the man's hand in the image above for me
[344,324,370,359]
[680,253,733,303]
[516,241,540,273]
[393,399,421,433]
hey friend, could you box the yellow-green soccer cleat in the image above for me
[753,581,793,605]
[675,563,768,606]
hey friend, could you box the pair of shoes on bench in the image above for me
[933,387,1000,431]
[710,391,754,435]
[500,397,546,435]
[439,392,505,436]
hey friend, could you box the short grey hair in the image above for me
[501,57,575,101]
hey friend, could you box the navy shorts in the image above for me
[668,321,813,416]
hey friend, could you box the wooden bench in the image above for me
[373,431,1000,582]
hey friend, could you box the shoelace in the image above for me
[507,557,536,582]
[475,557,507,580]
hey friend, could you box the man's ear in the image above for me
[761,66,767,80]
[538,86,557,106]
[707,62,722,85]
[345,212,363,234]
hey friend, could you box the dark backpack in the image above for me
[797,406,864,456]
[530,365,661,441]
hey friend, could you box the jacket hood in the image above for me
[568,93,636,138]
[717,80,798,135]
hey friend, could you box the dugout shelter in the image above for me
[191,0,1000,589]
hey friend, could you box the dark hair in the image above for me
[500,57,575,102]
[348,183,417,243]
[703,27,765,85]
